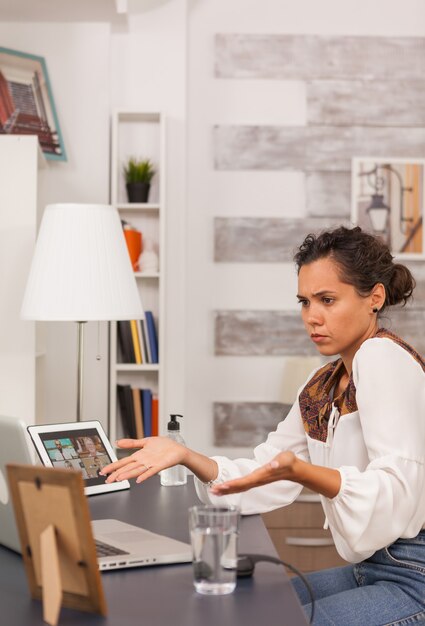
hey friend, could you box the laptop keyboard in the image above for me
[95,539,129,558]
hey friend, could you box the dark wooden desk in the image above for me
[0,477,307,625]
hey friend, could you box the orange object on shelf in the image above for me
[152,395,159,436]
[124,229,142,271]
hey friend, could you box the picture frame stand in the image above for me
[40,524,65,625]
[7,464,107,626]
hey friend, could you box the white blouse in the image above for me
[195,337,425,563]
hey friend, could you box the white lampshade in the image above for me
[21,203,144,321]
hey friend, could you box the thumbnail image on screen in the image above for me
[40,428,113,487]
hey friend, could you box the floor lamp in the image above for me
[21,203,144,422]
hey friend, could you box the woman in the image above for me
[101,226,425,626]
[82,436,101,457]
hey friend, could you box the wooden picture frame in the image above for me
[351,157,425,259]
[0,47,67,161]
[7,464,107,626]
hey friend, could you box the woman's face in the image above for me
[297,257,380,364]
[85,438,97,455]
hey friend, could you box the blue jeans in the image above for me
[291,531,425,626]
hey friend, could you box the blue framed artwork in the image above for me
[0,46,66,161]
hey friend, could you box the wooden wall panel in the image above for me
[307,80,425,127]
[306,172,351,217]
[214,125,425,172]
[215,34,425,81]
[215,310,425,357]
[214,401,292,447]
[215,311,314,356]
[214,217,341,262]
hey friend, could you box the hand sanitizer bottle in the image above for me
[160,414,187,486]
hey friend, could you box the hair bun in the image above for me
[386,264,415,307]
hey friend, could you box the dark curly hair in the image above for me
[293,226,415,312]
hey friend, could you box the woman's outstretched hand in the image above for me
[210,451,341,499]
[100,436,187,484]
[210,451,298,496]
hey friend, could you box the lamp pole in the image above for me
[76,321,86,422]
[380,164,413,234]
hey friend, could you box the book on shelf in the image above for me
[151,394,159,436]
[117,320,135,363]
[118,319,155,365]
[136,319,147,363]
[140,317,152,363]
[141,388,153,437]
[130,319,142,364]
[117,384,137,439]
[131,387,144,439]
[117,385,157,441]
[145,311,158,363]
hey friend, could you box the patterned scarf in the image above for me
[298,328,425,443]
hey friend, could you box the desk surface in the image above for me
[0,477,307,626]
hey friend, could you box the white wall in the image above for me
[0,22,111,425]
[0,3,188,430]
[185,0,425,456]
[0,136,38,423]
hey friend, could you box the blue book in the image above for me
[141,389,152,437]
[145,311,158,363]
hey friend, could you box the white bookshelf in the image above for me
[109,111,166,444]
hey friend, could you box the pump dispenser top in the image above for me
[160,414,187,487]
[167,414,182,431]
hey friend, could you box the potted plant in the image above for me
[123,157,156,203]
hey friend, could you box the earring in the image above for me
[372,307,379,313]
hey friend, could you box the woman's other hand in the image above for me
[210,451,297,496]
[210,451,341,499]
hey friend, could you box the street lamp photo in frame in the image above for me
[351,157,425,259]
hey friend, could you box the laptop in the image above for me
[92,519,192,570]
[0,415,36,552]
[0,416,192,570]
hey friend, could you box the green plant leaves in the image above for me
[123,158,156,184]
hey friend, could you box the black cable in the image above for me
[237,553,315,625]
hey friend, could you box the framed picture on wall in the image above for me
[0,46,66,161]
[351,157,425,259]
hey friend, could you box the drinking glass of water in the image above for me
[189,505,240,595]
